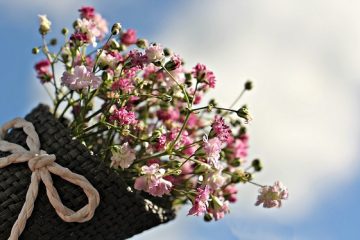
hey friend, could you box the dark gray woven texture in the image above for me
[0,105,175,240]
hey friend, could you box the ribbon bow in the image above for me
[0,118,100,240]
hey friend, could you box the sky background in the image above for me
[0,0,360,239]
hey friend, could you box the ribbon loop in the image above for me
[0,118,100,240]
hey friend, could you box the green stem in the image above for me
[135,151,169,163]
[92,34,113,73]
[54,90,72,116]
[248,181,265,188]
[222,89,246,117]
[161,64,191,108]
[42,36,59,102]
[169,111,191,150]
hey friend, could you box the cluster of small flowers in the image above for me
[33,6,288,222]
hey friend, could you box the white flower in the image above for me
[76,18,101,46]
[111,142,136,169]
[205,169,227,189]
[97,50,117,69]
[145,44,165,63]
[38,15,51,34]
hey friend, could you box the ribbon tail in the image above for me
[9,172,40,240]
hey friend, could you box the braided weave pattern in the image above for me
[0,105,175,240]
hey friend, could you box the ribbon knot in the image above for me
[28,151,56,172]
[0,118,100,240]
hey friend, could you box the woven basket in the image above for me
[0,105,175,240]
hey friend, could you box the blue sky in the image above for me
[1,1,360,239]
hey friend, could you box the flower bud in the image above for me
[101,71,110,81]
[237,105,252,123]
[239,126,247,135]
[164,54,182,71]
[32,47,40,55]
[111,23,122,35]
[185,72,192,82]
[251,159,263,172]
[211,196,223,210]
[160,94,172,103]
[170,169,182,176]
[163,48,172,57]
[244,80,253,90]
[244,172,253,182]
[61,28,68,35]
[208,99,217,107]
[204,213,213,222]
[173,161,182,168]
[136,39,149,49]
[231,169,249,183]
[119,44,127,52]
[38,15,51,35]
[143,142,149,148]
[61,53,70,63]
[230,158,241,167]
[109,39,120,49]
[121,125,130,136]
[49,38,57,46]
[152,129,163,139]
[73,20,80,29]
[220,150,226,160]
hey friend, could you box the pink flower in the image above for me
[78,6,108,40]
[127,50,147,69]
[79,6,95,19]
[181,131,196,156]
[61,65,102,90]
[212,116,231,142]
[208,197,230,220]
[145,44,164,63]
[185,113,201,129]
[188,186,210,216]
[203,136,222,167]
[181,161,194,175]
[224,184,238,203]
[109,107,137,125]
[110,142,136,169]
[93,13,108,39]
[230,134,249,160]
[148,178,173,197]
[192,63,216,89]
[70,32,90,45]
[134,164,172,197]
[255,181,289,208]
[121,29,137,45]
[111,78,134,93]
[143,64,164,81]
[166,54,182,70]
[34,59,52,83]
[75,18,102,46]
[156,108,180,121]
[153,134,167,151]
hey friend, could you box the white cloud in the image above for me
[154,0,360,223]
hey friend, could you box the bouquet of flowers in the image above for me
[1,6,288,240]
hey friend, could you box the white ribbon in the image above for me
[0,118,100,240]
